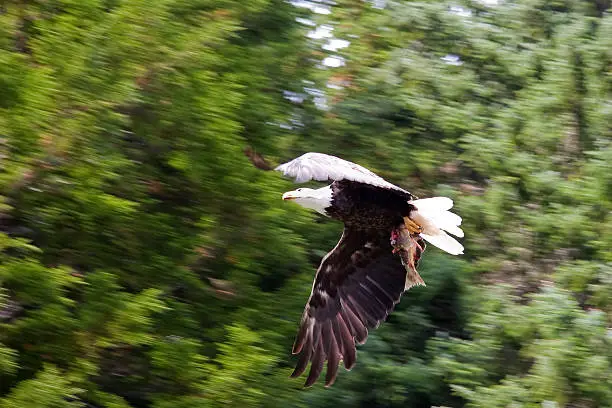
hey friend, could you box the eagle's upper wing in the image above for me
[291,227,425,387]
[275,152,408,193]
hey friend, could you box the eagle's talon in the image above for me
[403,216,423,235]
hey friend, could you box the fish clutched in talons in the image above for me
[390,222,427,290]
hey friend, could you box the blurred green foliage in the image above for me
[1,0,611,407]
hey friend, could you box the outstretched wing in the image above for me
[276,152,408,193]
[291,227,425,387]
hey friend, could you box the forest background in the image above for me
[1,0,611,407]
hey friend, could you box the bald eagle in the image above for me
[276,153,464,387]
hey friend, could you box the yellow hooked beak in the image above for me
[282,191,297,200]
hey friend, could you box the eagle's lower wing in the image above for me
[291,227,424,387]
[275,152,408,193]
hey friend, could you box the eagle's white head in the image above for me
[282,186,333,215]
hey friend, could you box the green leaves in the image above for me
[97,288,166,348]
[0,344,18,377]
[430,285,612,407]
[1,365,82,408]
[0,261,79,308]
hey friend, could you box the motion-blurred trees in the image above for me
[1,0,611,407]
[1,0,314,406]
[294,1,611,407]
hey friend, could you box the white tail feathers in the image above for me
[410,197,464,255]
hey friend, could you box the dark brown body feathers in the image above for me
[325,180,415,229]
